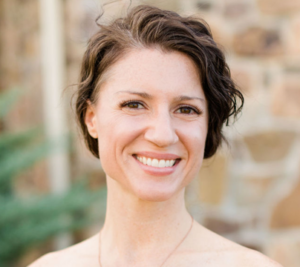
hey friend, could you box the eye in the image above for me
[120,100,144,109]
[176,106,200,115]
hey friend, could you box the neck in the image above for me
[99,176,192,266]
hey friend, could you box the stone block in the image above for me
[285,16,300,57]
[196,1,213,11]
[232,27,283,57]
[143,0,180,12]
[236,176,275,206]
[223,0,251,19]
[230,62,265,99]
[271,73,300,117]
[208,18,232,50]
[243,131,296,163]
[258,0,300,15]
[203,217,240,235]
[231,67,253,94]
[180,0,215,13]
[270,178,300,228]
[198,153,228,205]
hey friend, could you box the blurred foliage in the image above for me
[0,89,106,266]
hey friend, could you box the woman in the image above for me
[30,5,282,267]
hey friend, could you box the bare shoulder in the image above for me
[210,233,283,267]
[236,248,283,267]
[187,240,283,267]
[27,234,99,267]
[186,223,283,267]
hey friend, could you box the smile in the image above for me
[136,156,176,168]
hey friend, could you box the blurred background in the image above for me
[0,0,300,266]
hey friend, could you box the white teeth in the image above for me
[158,160,166,167]
[136,156,177,168]
[152,159,159,167]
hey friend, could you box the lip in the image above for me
[133,151,180,160]
[132,153,181,176]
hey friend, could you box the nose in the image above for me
[144,110,179,147]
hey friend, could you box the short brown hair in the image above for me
[76,5,244,159]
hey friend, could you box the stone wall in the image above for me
[1,0,300,266]
[180,1,300,266]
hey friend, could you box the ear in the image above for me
[84,100,98,139]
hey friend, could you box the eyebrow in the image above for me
[175,95,205,102]
[115,90,152,99]
[115,90,205,102]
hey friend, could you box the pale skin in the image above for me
[29,48,282,267]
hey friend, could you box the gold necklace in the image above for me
[98,215,194,267]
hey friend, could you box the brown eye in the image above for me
[176,106,199,115]
[179,107,193,114]
[120,101,144,109]
[128,102,140,108]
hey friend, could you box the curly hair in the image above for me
[75,5,244,159]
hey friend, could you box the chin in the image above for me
[132,184,181,202]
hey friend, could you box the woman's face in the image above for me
[85,48,208,201]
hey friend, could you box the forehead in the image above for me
[99,48,205,99]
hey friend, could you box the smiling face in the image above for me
[85,48,208,201]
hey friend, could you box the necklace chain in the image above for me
[98,215,194,267]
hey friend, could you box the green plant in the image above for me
[0,89,106,266]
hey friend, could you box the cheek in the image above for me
[183,124,207,183]
[190,131,207,162]
[95,113,146,161]
[180,121,208,174]
[179,120,208,149]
